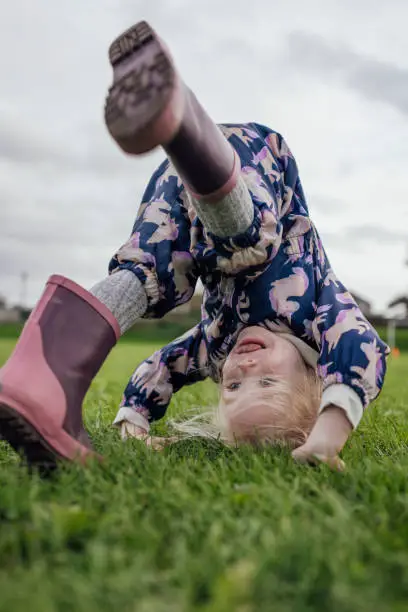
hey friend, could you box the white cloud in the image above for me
[285,30,408,116]
[1,0,407,312]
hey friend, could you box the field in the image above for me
[1,336,408,611]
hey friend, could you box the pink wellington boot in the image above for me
[0,275,120,468]
[104,20,240,200]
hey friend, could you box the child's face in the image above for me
[222,327,305,388]
[220,327,307,443]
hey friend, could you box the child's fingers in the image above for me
[145,436,178,450]
[312,453,346,472]
[119,422,178,450]
[292,446,316,465]
[120,422,149,441]
[292,447,346,472]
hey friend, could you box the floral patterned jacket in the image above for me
[110,123,389,432]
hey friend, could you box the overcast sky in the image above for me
[1,0,408,312]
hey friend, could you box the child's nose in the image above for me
[238,357,257,371]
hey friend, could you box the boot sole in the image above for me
[0,402,59,470]
[104,21,182,154]
[0,395,95,470]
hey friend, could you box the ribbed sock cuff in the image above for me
[189,175,254,237]
[90,270,147,335]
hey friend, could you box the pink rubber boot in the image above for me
[0,275,120,469]
[104,21,240,199]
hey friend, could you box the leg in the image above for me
[0,157,197,469]
[0,21,252,469]
[90,269,147,335]
[0,272,147,469]
[104,21,254,238]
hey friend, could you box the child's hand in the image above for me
[144,435,178,450]
[120,421,177,450]
[120,421,149,441]
[292,405,352,471]
[292,444,346,471]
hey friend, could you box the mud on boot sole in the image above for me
[105,21,181,154]
[0,396,96,472]
[0,402,60,471]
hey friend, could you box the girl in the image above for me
[0,21,388,471]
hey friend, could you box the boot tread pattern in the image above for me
[105,21,174,143]
[109,20,154,66]
[0,403,59,471]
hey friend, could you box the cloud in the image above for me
[0,111,164,180]
[344,225,407,245]
[308,194,348,213]
[320,224,407,250]
[286,31,408,117]
[1,0,407,313]
[0,117,67,166]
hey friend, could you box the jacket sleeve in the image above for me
[312,265,390,428]
[112,323,209,432]
[109,158,199,319]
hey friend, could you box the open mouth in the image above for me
[235,337,266,354]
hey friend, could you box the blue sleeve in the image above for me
[113,324,209,427]
[109,159,199,318]
[312,248,389,418]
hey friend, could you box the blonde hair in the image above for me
[170,365,322,449]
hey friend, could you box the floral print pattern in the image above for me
[109,123,389,425]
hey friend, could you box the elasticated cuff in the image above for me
[113,406,150,433]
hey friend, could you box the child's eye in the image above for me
[227,382,241,391]
[260,377,276,387]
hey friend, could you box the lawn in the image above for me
[1,338,408,611]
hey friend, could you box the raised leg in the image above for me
[104,21,254,237]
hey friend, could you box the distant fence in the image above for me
[2,320,408,351]
[0,319,199,344]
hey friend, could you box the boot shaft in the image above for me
[0,275,120,439]
[105,21,239,198]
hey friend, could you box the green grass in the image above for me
[1,339,408,611]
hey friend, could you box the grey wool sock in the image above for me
[90,270,147,335]
[189,174,254,237]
